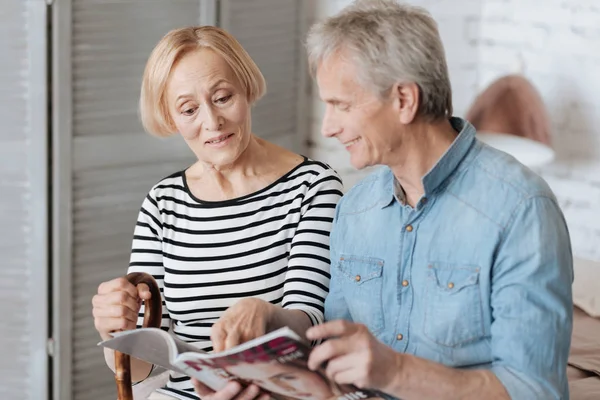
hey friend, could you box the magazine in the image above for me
[99,326,380,400]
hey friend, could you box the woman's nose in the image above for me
[202,106,224,131]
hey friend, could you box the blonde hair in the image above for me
[306,0,452,121]
[140,26,266,137]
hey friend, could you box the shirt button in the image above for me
[405,225,413,232]
[402,280,409,287]
[447,282,454,289]
[355,275,361,282]
[397,333,403,341]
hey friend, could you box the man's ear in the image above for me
[392,82,420,124]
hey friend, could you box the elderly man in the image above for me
[303,1,573,399]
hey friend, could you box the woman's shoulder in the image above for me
[146,170,186,199]
[282,156,341,185]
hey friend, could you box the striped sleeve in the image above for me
[127,189,171,331]
[283,166,343,327]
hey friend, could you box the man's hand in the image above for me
[211,298,275,352]
[192,379,269,400]
[306,320,402,392]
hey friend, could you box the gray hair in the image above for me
[306,0,453,121]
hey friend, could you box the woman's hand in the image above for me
[193,379,270,400]
[92,277,152,340]
[211,297,275,352]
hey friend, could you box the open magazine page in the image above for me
[175,327,379,400]
[99,328,199,375]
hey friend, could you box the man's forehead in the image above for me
[316,55,358,97]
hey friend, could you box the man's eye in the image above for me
[337,104,350,111]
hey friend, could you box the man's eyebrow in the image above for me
[321,96,348,104]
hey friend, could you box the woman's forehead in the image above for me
[168,49,238,93]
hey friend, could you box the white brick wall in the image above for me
[306,0,600,261]
[478,0,600,260]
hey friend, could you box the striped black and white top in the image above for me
[128,157,343,399]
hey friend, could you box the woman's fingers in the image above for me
[211,324,227,353]
[93,278,144,338]
[192,378,216,397]
[137,283,152,300]
[92,304,139,322]
[94,316,137,334]
[224,330,241,351]
[97,277,138,298]
[233,384,262,400]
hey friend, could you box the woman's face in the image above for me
[166,48,252,168]
[226,361,334,400]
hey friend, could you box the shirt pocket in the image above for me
[336,255,385,335]
[423,263,484,347]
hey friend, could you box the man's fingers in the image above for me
[329,367,361,387]
[323,353,355,382]
[307,337,349,371]
[306,319,353,341]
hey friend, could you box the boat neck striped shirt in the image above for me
[128,157,343,399]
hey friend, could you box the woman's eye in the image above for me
[182,107,197,116]
[277,374,298,381]
[215,95,232,104]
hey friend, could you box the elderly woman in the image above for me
[91,26,343,399]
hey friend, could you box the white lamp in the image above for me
[466,75,555,167]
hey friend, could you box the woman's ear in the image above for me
[392,82,420,125]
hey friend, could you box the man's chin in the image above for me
[349,154,372,170]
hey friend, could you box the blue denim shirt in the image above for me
[325,118,573,399]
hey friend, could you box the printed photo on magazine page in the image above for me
[178,329,380,400]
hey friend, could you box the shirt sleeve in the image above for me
[127,189,171,331]
[282,167,343,329]
[490,195,573,399]
[323,197,353,323]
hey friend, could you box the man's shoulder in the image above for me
[455,142,559,225]
[337,167,391,215]
[470,143,555,199]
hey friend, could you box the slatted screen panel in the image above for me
[0,2,48,400]
[69,2,201,399]
[221,0,305,152]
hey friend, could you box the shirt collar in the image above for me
[422,117,476,195]
[380,117,476,208]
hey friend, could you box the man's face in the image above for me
[316,52,401,170]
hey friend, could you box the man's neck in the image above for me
[389,119,457,207]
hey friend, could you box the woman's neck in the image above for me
[186,136,301,202]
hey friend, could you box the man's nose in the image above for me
[321,108,342,138]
